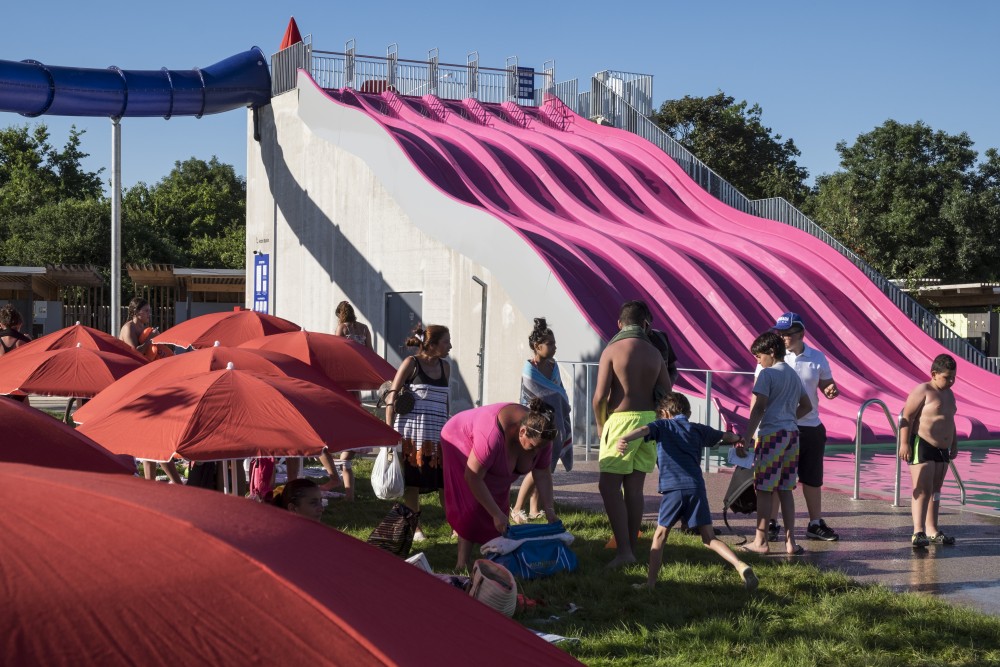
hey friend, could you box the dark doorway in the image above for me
[384,291,422,367]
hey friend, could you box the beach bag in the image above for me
[722,466,756,533]
[469,559,518,617]
[487,521,578,580]
[371,445,405,500]
[366,502,420,557]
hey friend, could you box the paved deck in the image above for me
[550,458,1000,616]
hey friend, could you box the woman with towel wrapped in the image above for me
[510,318,573,524]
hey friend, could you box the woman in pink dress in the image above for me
[441,398,559,569]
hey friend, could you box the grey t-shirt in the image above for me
[752,361,807,435]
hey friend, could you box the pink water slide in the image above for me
[306,75,1000,443]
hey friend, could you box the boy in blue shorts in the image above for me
[616,392,758,591]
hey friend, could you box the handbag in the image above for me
[468,559,517,617]
[371,445,405,500]
[377,381,415,416]
[487,520,578,580]
[366,502,420,557]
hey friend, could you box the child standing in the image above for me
[899,354,958,547]
[616,392,758,591]
[738,332,812,555]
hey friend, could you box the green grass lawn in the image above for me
[28,402,1000,664]
[321,459,1000,666]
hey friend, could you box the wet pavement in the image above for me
[550,458,1000,616]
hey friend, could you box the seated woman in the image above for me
[441,398,559,570]
[273,478,324,522]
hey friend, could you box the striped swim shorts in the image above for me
[753,429,799,492]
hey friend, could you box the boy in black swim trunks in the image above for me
[898,354,958,548]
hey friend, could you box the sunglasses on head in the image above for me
[526,426,557,441]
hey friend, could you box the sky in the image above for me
[2,2,998,190]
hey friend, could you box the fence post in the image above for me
[702,371,713,472]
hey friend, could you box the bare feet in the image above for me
[606,554,637,569]
[738,564,759,591]
[785,538,804,555]
[739,542,770,555]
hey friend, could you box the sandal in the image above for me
[509,508,529,525]
[528,511,546,520]
[929,532,956,545]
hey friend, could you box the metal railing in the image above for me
[853,400,965,506]
[587,73,1000,376]
[272,41,553,107]
[559,361,752,465]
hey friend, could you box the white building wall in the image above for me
[246,83,602,415]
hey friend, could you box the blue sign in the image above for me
[517,67,535,100]
[253,253,269,313]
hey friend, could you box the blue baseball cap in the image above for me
[772,312,805,331]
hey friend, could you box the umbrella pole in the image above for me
[222,462,231,494]
[229,461,240,497]
[63,398,75,424]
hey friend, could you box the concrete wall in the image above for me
[246,82,602,414]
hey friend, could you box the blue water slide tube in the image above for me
[0,47,270,119]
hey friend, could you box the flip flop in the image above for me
[786,544,805,556]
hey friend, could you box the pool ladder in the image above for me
[853,399,965,506]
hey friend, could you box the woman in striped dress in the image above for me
[384,324,451,541]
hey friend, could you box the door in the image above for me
[384,292,422,368]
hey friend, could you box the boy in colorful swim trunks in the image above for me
[899,353,958,548]
[616,392,757,591]
[593,300,673,568]
[737,332,811,555]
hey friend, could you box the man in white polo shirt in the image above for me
[763,312,841,541]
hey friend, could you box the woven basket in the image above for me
[469,559,517,617]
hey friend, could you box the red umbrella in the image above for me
[239,330,396,390]
[154,309,300,348]
[73,345,349,425]
[77,365,400,461]
[16,322,146,362]
[0,463,581,667]
[0,399,134,474]
[0,344,145,398]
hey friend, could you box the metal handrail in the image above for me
[853,401,966,506]
[853,399,898,500]
[587,74,999,376]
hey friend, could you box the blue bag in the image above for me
[487,520,578,580]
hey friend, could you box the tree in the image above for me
[806,120,998,282]
[127,156,247,268]
[652,92,810,204]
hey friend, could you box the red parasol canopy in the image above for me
[239,330,396,390]
[154,309,300,349]
[0,463,581,667]
[77,365,400,461]
[279,16,303,50]
[16,322,146,362]
[0,399,134,474]
[0,344,145,398]
[73,345,347,425]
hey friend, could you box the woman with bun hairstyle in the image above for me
[384,323,452,541]
[441,398,560,570]
[332,300,374,500]
[510,318,573,524]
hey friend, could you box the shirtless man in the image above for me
[898,353,958,548]
[593,300,672,567]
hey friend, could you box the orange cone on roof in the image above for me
[279,17,303,50]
